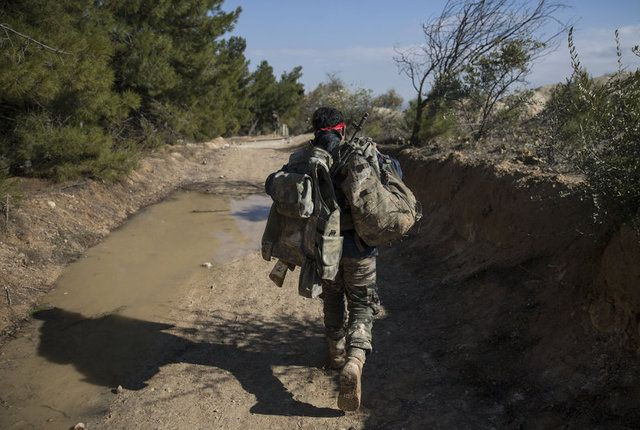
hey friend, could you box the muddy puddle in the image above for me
[0,191,271,429]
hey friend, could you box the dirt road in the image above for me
[1,138,638,429]
[2,139,367,429]
[81,139,427,429]
[93,139,374,429]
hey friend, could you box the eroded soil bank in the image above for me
[385,149,640,427]
[399,149,640,352]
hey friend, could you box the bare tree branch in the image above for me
[394,0,568,145]
[0,23,70,55]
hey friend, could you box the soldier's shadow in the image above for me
[32,307,342,418]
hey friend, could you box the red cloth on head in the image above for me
[318,122,346,132]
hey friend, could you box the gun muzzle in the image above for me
[269,259,293,287]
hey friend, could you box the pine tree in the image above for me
[0,0,139,180]
[0,0,256,180]
[106,0,246,141]
[196,36,252,138]
[275,66,305,131]
[246,60,279,134]
[244,61,305,134]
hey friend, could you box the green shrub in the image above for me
[366,107,407,144]
[541,29,640,229]
[403,99,459,142]
[297,76,408,142]
[11,112,137,182]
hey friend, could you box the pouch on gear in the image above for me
[265,171,314,218]
[315,208,343,281]
[261,207,306,267]
[262,142,344,297]
[299,259,323,298]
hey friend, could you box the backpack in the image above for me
[338,137,421,246]
[262,142,342,298]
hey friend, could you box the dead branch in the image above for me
[0,23,70,55]
[191,209,226,214]
[59,181,87,192]
[394,0,568,145]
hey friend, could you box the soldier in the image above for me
[310,107,380,411]
[265,106,414,410]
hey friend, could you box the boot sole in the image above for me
[338,363,361,411]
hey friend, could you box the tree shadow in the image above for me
[32,308,342,418]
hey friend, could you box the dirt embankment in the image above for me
[384,148,640,426]
[400,149,640,351]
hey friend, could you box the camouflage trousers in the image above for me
[322,256,378,353]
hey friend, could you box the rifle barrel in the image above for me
[348,112,369,143]
[332,112,369,175]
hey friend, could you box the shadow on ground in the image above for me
[32,241,640,427]
[232,204,270,222]
[32,308,341,418]
[362,248,640,430]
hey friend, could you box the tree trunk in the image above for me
[248,119,259,136]
[410,95,424,146]
[473,120,486,141]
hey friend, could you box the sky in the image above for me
[222,1,640,101]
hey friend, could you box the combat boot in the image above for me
[327,336,346,369]
[338,349,365,411]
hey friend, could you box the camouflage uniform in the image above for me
[322,252,378,354]
[308,128,379,357]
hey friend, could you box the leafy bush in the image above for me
[372,89,404,110]
[12,113,138,182]
[541,29,640,229]
[456,39,538,140]
[366,107,407,143]
[404,99,459,142]
[300,75,372,128]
